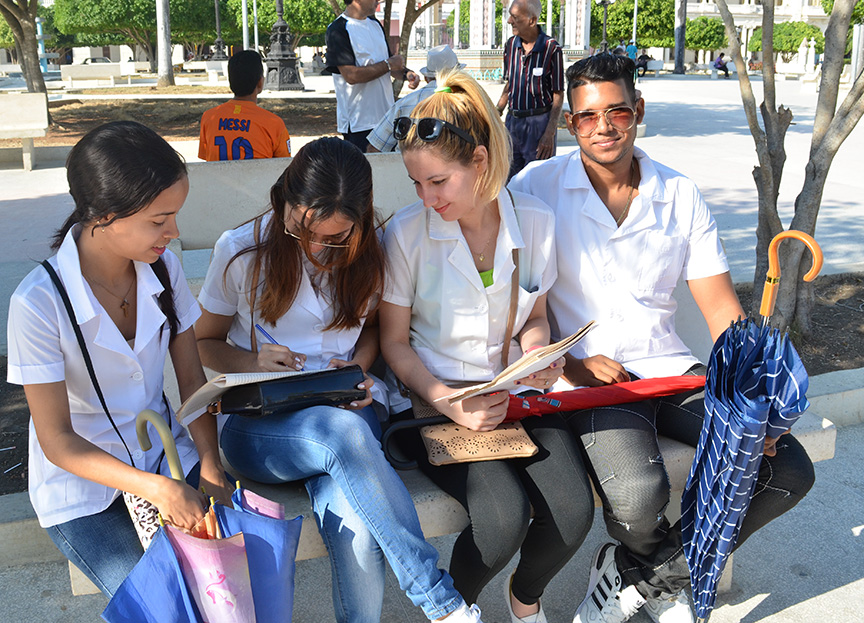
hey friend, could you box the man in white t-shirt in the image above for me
[509,54,815,623]
[325,0,419,152]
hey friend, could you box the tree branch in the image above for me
[812,0,855,155]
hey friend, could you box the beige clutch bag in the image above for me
[410,394,538,466]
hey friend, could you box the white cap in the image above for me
[419,45,465,79]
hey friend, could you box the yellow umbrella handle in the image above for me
[136,409,184,481]
[759,230,824,319]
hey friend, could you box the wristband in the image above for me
[384,58,391,72]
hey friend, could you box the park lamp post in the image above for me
[212,0,229,61]
[263,0,304,90]
[595,0,617,53]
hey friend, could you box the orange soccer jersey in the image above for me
[198,100,291,161]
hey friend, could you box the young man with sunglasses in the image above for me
[509,54,814,623]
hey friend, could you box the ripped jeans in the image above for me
[565,365,815,599]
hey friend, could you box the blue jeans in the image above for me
[45,463,202,597]
[566,365,815,599]
[221,405,463,621]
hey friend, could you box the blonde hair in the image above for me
[400,69,511,207]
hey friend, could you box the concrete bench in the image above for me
[60,63,123,87]
[0,92,49,171]
[3,152,830,596]
[65,409,836,595]
[646,60,664,77]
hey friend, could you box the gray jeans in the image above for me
[565,365,815,599]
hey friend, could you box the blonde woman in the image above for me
[379,70,595,623]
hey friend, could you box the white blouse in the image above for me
[6,226,201,528]
[198,214,388,413]
[383,188,557,383]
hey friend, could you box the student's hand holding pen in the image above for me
[254,324,306,371]
[256,343,306,372]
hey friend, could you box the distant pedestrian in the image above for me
[713,53,730,79]
[367,44,465,153]
[198,50,291,161]
[325,0,420,152]
[496,0,564,179]
[626,40,638,61]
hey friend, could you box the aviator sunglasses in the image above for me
[393,117,476,145]
[569,106,637,137]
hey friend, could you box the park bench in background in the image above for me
[60,62,123,87]
[0,92,49,171]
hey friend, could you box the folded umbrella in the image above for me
[681,230,822,623]
[103,410,303,623]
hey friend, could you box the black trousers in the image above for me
[566,365,815,599]
[397,412,595,605]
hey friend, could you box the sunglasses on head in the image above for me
[393,117,476,145]
[569,106,637,137]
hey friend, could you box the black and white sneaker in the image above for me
[572,543,646,623]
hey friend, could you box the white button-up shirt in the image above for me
[509,147,729,380]
[6,227,200,527]
[383,188,557,383]
[198,215,388,412]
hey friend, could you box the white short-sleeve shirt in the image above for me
[198,215,388,412]
[383,188,557,383]
[509,147,729,380]
[6,227,201,528]
[325,14,395,134]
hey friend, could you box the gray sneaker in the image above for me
[573,543,646,623]
[644,590,695,623]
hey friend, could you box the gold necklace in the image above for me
[84,271,137,318]
[474,233,496,263]
[615,160,638,227]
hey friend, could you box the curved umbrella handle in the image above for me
[136,409,184,481]
[759,230,823,320]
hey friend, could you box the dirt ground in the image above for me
[0,94,339,148]
[1,96,863,495]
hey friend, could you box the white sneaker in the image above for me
[505,571,548,623]
[573,543,646,623]
[440,602,484,622]
[644,590,695,623]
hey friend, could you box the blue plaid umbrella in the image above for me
[681,231,822,622]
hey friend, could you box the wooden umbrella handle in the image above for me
[760,230,824,319]
[136,409,185,481]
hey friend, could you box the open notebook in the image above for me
[437,320,597,405]
[175,370,307,423]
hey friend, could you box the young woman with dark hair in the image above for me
[195,137,483,623]
[6,121,233,596]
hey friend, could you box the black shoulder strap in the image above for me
[41,260,136,467]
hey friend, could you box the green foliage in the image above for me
[0,12,13,49]
[590,0,674,49]
[685,16,727,51]
[226,0,332,48]
[821,0,864,25]
[0,6,74,53]
[748,21,825,62]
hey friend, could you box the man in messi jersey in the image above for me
[199,50,291,161]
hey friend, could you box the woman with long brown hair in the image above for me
[195,137,484,623]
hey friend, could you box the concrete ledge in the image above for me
[62,409,834,596]
[806,367,864,428]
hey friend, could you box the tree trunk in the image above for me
[673,0,686,74]
[715,0,864,335]
[155,0,174,87]
[392,0,444,98]
[0,0,47,93]
[327,0,341,16]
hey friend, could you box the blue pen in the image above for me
[255,324,304,370]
